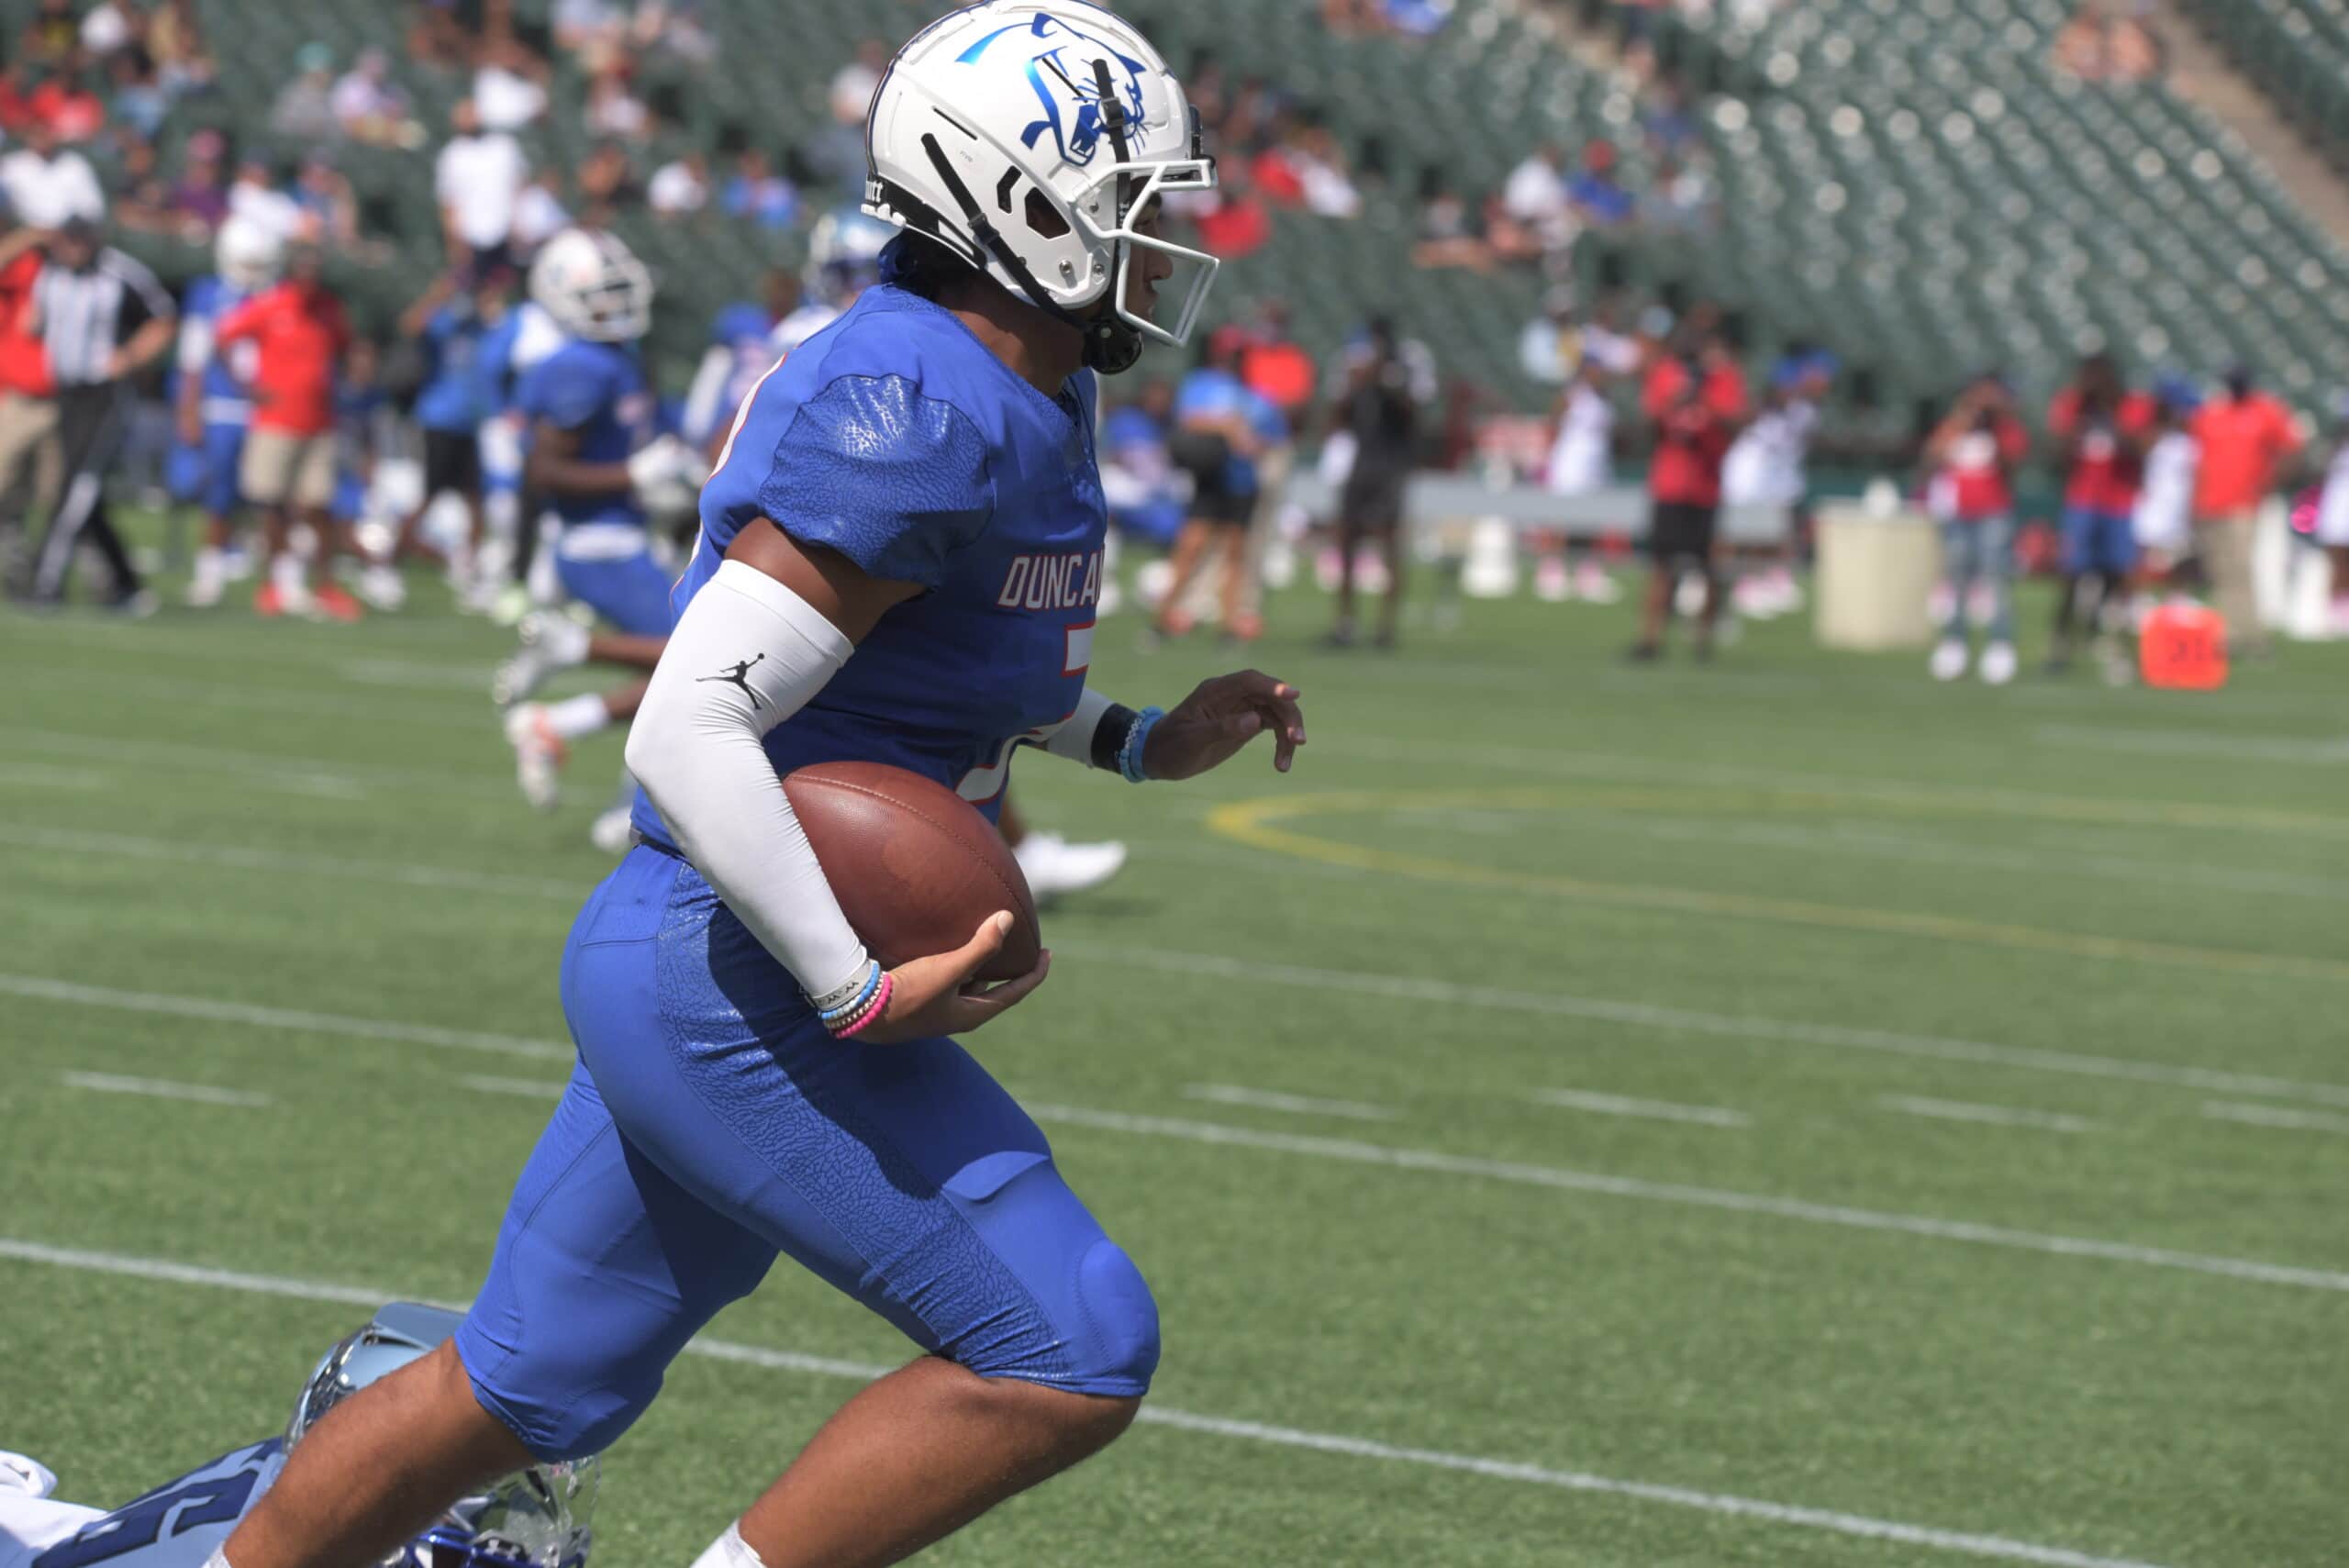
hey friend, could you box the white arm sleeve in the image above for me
[624,559,872,1004]
[1041,684,1119,766]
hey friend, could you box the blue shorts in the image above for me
[454,847,1158,1462]
[168,423,248,517]
[2061,506,2136,577]
[554,548,674,638]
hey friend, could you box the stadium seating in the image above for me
[2176,0,2349,175]
[67,0,2349,435]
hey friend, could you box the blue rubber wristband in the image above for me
[1119,706,1165,784]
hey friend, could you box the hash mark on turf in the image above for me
[60,1071,269,1107]
[1531,1088,1750,1128]
[1183,1084,1397,1121]
[1878,1095,2098,1135]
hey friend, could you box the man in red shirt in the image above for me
[2045,352,2155,675]
[215,242,359,619]
[1628,328,1746,661]
[1923,373,2030,684]
[0,229,58,544]
[2188,367,2305,657]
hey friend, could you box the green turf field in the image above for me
[4,547,2345,1567]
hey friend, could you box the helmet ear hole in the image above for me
[1024,189,1071,241]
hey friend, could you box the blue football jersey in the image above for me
[515,339,652,530]
[175,275,256,428]
[634,284,1105,841]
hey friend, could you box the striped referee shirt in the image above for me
[33,248,173,386]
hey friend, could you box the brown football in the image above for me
[782,761,1042,983]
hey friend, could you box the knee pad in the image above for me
[936,1157,1160,1397]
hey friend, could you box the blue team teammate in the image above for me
[496,228,701,830]
[217,9,1304,1568]
[175,217,280,608]
[0,1306,596,1568]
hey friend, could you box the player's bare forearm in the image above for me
[1141,671,1307,780]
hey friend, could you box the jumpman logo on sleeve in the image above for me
[696,654,768,710]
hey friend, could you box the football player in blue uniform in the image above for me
[174,217,279,608]
[215,8,1302,1568]
[495,229,703,844]
[1,1306,596,1568]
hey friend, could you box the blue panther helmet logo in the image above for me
[957,13,1149,168]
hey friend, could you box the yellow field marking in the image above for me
[1207,789,2349,984]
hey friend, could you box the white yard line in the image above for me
[2036,723,2349,766]
[0,974,572,1062]
[0,763,115,791]
[461,1073,570,1099]
[12,729,521,805]
[0,826,584,900]
[1531,1089,1751,1129]
[1026,1105,2349,1294]
[1182,1084,1397,1121]
[2200,1101,2349,1137]
[1878,1096,2099,1135]
[60,1071,269,1108]
[0,1236,2182,1568]
[1061,941,2349,1110]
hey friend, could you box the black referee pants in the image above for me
[29,381,138,602]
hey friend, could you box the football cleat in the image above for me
[1012,831,1127,901]
[1930,638,1969,683]
[312,582,365,623]
[504,704,568,810]
[494,612,593,706]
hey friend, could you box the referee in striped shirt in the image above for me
[19,217,175,608]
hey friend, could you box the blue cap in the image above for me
[2152,373,2202,413]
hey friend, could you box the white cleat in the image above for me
[589,806,634,855]
[356,563,407,612]
[0,1450,58,1498]
[1930,638,1970,683]
[1533,556,1570,603]
[494,612,593,706]
[503,704,567,810]
[186,554,225,607]
[1978,640,2019,686]
[1012,832,1128,901]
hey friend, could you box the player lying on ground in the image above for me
[0,1304,596,1568]
[210,8,1302,1568]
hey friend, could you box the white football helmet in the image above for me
[862,1,1219,373]
[290,1304,601,1568]
[803,205,896,308]
[529,228,653,344]
[216,215,284,291]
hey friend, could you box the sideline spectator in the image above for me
[435,98,529,266]
[166,127,228,232]
[228,156,301,244]
[215,241,360,620]
[511,169,570,257]
[2188,367,2305,658]
[147,0,212,95]
[721,147,796,229]
[1628,327,1748,662]
[0,228,60,567]
[18,0,80,68]
[648,150,709,217]
[270,42,339,142]
[1922,372,2030,684]
[1412,171,1489,271]
[0,119,104,228]
[584,60,651,141]
[19,217,175,609]
[106,45,168,142]
[472,36,549,130]
[333,48,421,148]
[1327,317,1425,649]
[1101,378,1185,553]
[290,153,362,252]
[1502,143,1572,253]
[2045,351,2154,675]
[1567,141,1634,229]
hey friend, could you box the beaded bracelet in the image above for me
[813,960,882,1028]
[832,972,895,1039]
[1117,705,1165,784]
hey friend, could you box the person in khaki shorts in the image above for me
[213,242,359,619]
[2188,367,2306,659]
